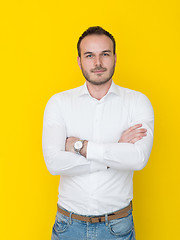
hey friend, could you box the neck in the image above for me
[86,80,112,100]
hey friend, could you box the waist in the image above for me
[57,201,133,223]
[58,171,134,215]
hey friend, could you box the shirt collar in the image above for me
[77,80,120,98]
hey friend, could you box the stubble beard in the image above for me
[81,63,116,86]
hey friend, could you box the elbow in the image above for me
[133,146,150,171]
[45,160,69,176]
[46,164,59,175]
[132,138,153,171]
[43,150,61,175]
[44,154,70,176]
[134,157,148,171]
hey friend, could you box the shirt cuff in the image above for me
[87,141,105,164]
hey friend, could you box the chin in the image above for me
[87,78,111,86]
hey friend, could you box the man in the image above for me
[42,26,154,240]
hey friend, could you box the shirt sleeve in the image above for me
[87,92,154,171]
[42,95,107,176]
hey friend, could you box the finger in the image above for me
[127,129,147,139]
[119,125,147,143]
[127,132,147,142]
[129,136,143,144]
[127,124,143,133]
[135,128,147,133]
[121,124,144,136]
[128,128,147,137]
[118,130,146,143]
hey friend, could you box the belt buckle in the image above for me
[89,216,101,223]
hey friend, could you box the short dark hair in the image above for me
[77,26,116,57]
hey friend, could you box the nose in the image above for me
[94,55,102,67]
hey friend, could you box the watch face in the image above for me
[74,141,83,150]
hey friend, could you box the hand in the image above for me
[79,140,88,158]
[65,137,88,158]
[65,137,79,153]
[118,124,147,144]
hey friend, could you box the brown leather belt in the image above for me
[57,201,132,223]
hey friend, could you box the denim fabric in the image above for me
[51,207,136,240]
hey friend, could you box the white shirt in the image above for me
[42,81,154,215]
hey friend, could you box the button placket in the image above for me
[88,102,104,213]
[93,102,103,142]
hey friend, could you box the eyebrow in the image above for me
[83,50,112,55]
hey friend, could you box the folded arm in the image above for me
[87,120,153,171]
[86,92,154,171]
[66,93,154,171]
[67,121,153,171]
[42,95,107,176]
[42,92,154,175]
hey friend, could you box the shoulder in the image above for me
[45,85,83,106]
[115,84,154,115]
[115,84,148,99]
[115,84,152,104]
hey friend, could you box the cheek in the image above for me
[82,61,93,70]
[107,59,115,69]
[103,57,114,65]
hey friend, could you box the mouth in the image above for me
[91,68,107,74]
[94,71,104,73]
[92,70,106,74]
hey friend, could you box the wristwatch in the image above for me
[74,139,84,154]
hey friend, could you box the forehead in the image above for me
[80,34,113,53]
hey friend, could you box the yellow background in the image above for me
[1,0,179,239]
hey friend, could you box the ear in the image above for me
[114,53,117,65]
[77,56,82,70]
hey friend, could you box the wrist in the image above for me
[80,140,88,158]
[74,139,84,154]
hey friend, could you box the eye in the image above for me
[86,54,93,58]
[103,53,109,56]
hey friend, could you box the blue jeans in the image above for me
[51,206,136,240]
